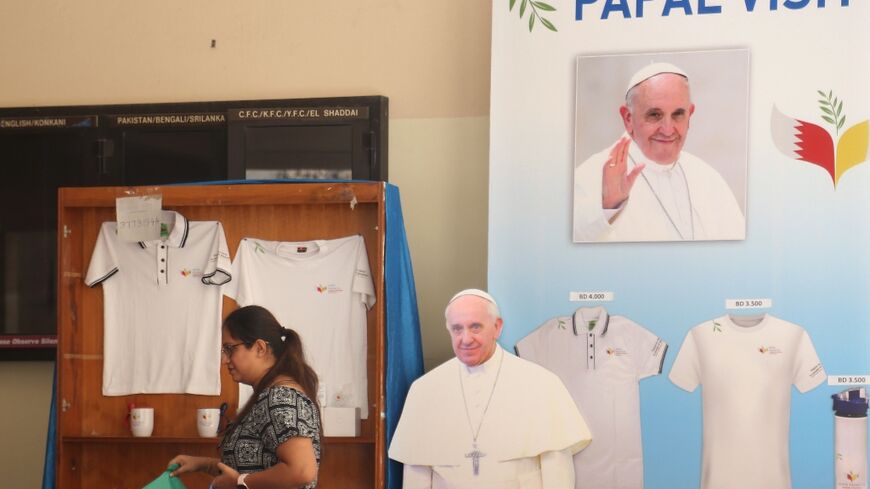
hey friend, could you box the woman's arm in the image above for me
[211,437,317,489]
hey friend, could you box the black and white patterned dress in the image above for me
[221,385,322,488]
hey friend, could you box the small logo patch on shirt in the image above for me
[316,284,343,294]
[606,347,628,357]
[758,345,782,355]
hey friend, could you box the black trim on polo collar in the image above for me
[135,212,189,249]
[572,308,610,336]
[179,216,189,248]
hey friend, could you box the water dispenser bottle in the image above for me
[833,387,868,489]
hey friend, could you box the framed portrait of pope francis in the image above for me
[572,48,749,243]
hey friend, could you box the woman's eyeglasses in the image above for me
[221,342,245,357]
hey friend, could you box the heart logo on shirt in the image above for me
[315,284,344,294]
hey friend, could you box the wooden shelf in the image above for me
[57,182,387,489]
[63,436,222,444]
[323,436,376,444]
[62,435,376,444]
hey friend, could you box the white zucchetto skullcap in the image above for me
[448,288,497,306]
[626,62,688,96]
[445,288,501,320]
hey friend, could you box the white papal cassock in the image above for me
[573,138,745,243]
[389,346,592,488]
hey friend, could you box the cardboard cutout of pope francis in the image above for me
[389,289,592,488]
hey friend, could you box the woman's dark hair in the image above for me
[222,305,320,437]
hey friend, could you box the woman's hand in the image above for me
[168,455,218,477]
[211,462,240,489]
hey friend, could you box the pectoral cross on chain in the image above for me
[465,444,486,476]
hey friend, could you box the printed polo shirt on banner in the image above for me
[668,314,826,489]
[85,211,231,396]
[226,235,375,418]
[516,306,667,489]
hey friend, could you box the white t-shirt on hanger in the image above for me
[226,235,375,418]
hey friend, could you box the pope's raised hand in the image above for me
[601,137,645,209]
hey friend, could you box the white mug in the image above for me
[197,408,221,437]
[130,407,154,437]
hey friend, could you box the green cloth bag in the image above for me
[142,463,187,489]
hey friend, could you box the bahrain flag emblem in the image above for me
[771,91,868,188]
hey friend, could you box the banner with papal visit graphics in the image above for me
[489,1,869,487]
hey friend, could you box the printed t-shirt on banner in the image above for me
[668,314,826,489]
[85,211,231,395]
[516,306,667,489]
[225,235,375,418]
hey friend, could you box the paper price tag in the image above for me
[725,298,772,309]
[569,291,614,302]
[116,195,163,242]
[828,375,869,386]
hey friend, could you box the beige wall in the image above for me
[391,116,490,367]
[0,362,54,488]
[0,0,490,118]
[0,1,491,484]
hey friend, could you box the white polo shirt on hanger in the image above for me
[226,234,375,418]
[85,211,231,395]
[516,306,667,489]
[669,314,826,489]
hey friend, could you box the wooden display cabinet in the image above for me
[56,182,386,488]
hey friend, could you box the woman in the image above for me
[170,305,322,489]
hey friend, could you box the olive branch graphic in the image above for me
[509,0,558,32]
[817,89,846,136]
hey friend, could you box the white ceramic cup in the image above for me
[197,408,221,437]
[130,407,154,437]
